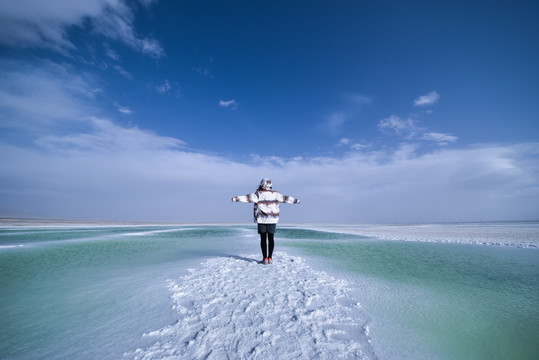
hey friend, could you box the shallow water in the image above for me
[0,225,245,360]
[1,224,538,359]
[279,227,539,359]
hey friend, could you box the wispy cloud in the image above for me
[36,116,185,153]
[219,99,238,110]
[138,0,159,7]
[422,132,458,145]
[1,60,536,223]
[193,67,212,78]
[350,143,369,150]
[156,80,171,94]
[378,115,418,137]
[335,138,369,151]
[0,60,184,154]
[414,91,440,107]
[138,38,165,59]
[0,0,164,58]
[104,44,121,62]
[336,138,351,146]
[326,112,347,132]
[377,115,458,146]
[1,136,536,222]
[114,102,133,115]
[0,60,98,130]
[113,65,132,79]
[323,94,372,133]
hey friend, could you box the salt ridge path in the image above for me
[125,251,376,360]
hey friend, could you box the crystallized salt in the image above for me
[309,223,539,248]
[123,251,375,360]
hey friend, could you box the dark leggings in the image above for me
[260,232,275,259]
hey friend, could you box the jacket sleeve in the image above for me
[231,193,259,203]
[278,193,300,204]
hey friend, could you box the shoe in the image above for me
[263,258,269,265]
[268,258,272,264]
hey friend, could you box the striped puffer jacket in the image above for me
[232,179,300,224]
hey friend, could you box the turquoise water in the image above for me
[279,228,539,360]
[1,224,538,359]
[0,226,247,360]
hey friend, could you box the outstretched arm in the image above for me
[279,194,300,204]
[231,193,258,203]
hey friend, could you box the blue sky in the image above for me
[0,0,538,223]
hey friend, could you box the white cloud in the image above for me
[138,0,158,7]
[414,91,440,107]
[378,115,418,137]
[1,137,537,223]
[323,94,372,133]
[1,60,537,223]
[194,67,212,78]
[326,112,347,131]
[0,60,99,130]
[0,0,164,58]
[0,0,102,52]
[114,65,132,79]
[104,44,120,62]
[336,138,369,151]
[351,143,369,150]
[114,102,133,115]
[36,116,185,153]
[219,99,238,109]
[422,132,458,145]
[156,80,171,94]
[138,38,165,59]
[378,115,457,145]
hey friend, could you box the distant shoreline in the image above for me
[0,218,244,227]
[1,217,537,227]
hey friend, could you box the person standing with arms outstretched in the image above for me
[232,178,300,264]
